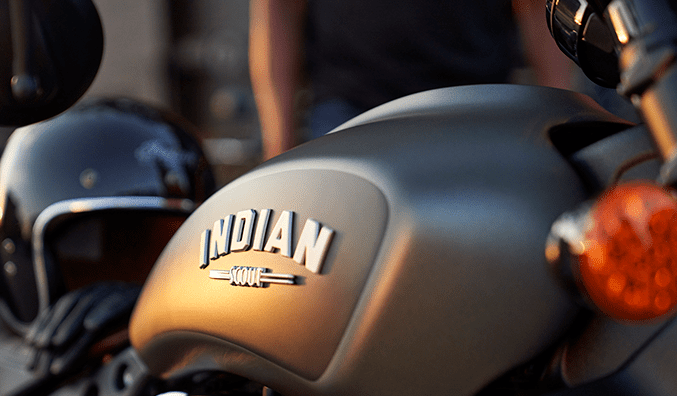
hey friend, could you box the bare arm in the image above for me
[249,0,307,160]
[513,0,573,89]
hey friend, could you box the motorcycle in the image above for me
[2,0,677,395]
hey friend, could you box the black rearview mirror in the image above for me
[0,0,103,126]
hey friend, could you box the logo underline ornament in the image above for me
[209,266,295,287]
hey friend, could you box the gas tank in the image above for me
[129,85,632,395]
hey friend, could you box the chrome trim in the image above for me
[231,209,256,252]
[209,266,296,286]
[252,208,272,251]
[32,196,194,315]
[199,209,334,274]
[547,0,590,62]
[607,0,638,45]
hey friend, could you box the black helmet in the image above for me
[0,98,215,334]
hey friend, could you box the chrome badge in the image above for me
[209,266,295,287]
[199,209,335,274]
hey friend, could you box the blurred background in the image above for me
[73,0,580,189]
[84,0,260,188]
[0,0,631,189]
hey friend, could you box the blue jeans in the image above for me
[308,99,367,140]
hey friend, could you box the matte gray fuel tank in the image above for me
[130,85,631,395]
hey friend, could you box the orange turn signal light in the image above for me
[577,182,677,321]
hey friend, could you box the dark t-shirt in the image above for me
[305,0,521,110]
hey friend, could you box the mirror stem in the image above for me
[8,0,42,103]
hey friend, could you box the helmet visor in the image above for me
[46,210,186,291]
[33,197,193,315]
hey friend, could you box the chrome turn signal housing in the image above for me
[547,182,677,321]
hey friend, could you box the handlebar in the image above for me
[548,0,677,184]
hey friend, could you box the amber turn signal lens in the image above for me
[578,182,677,321]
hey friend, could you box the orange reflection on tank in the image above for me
[578,182,677,321]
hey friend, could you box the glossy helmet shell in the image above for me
[0,98,215,334]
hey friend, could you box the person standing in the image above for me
[249,0,571,160]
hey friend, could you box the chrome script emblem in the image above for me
[209,266,295,287]
[199,209,334,274]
